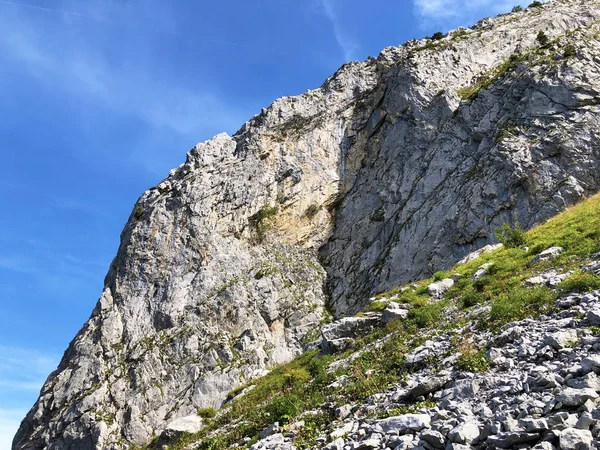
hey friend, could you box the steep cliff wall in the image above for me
[13,1,600,448]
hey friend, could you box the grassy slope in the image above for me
[144,193,600,450]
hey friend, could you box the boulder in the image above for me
[559,428,592,450]
[382,302,410,323]
[556,388,599,407]
[378,414,431,433]
[458,244,503,264]
[448,422,480,444]
[529,247,564,266]
[427,279,454,298]
[321,316,380,353]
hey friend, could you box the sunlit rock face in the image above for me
[13,1,600,448]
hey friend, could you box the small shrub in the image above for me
[250,205,279,242]
[265,393,301,424]
[134,205,144,220]
[529,1,543,7]
[304,204,321,220]
[473,276,492,292]
[558,272,600,294]
[564,44,577,58]
[589,326,600,336]
[366,300,388,312]
[433,271,448,281]
[197,407,217,419]
[461,289,484,308]
[512,5,523,12]
[431,32,446,41]
[456,343,490,372]
[408,302,446,328]
[494,223,526,248]
[536,30,549,47]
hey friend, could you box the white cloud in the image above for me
[413,0,526,29]
[320,0,359,62]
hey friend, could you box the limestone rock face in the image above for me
[13,1,600,449]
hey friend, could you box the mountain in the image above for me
[13,1,600,448]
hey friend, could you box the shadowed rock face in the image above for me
[13,1,600,448]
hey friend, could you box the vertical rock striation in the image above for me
[13,1,600,448]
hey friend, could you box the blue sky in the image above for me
[0,0,529,445]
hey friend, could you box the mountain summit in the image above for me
[13,1,600,448]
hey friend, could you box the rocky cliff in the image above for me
[13,1,600,449]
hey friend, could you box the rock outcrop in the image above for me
[13,1,600,448]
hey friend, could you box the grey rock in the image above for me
[472,263,494,281]
[544,330,579,350]
[382,302,410,323]
[585,310,600,326]
[458,244,502,265]
[324,438,345,450]
[420,430,445,449]
[321,316,380,353]
[448,422,480,444]
[576,412,594,431]
[529,247,564,267]
[427,279,455,299]
[581,356,600,374]
[559,428,592,450]
[519,418,549,432]
[408,375,451,399]
[379,414,431,433]
[164,415,203,434]
[556,388,599,407]
[486,431,540,448]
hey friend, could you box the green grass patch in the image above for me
[558,272,600,294]
[489,287,556,327]
[408,301,448,328]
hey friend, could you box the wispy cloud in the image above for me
[413,0,524,29]
[0,1,245,149]
[320,0,359,62]
[0,0,107,21]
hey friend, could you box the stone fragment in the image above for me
[321,316,380,353]
[324,438,344,450]
[585,310,600,327]
[408,375,451,399]
[472,262,494,281]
